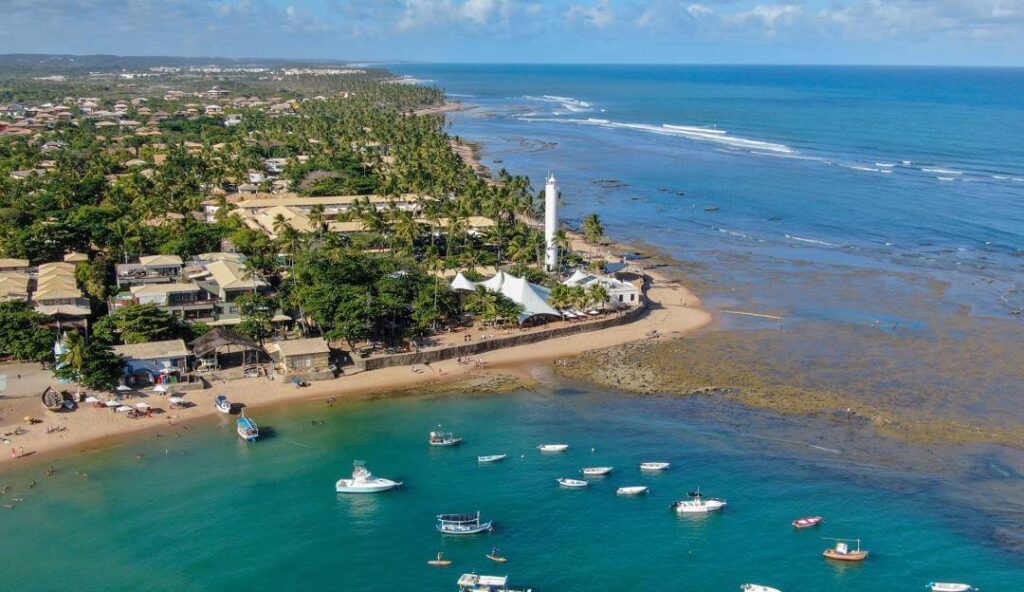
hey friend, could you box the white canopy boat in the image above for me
[335,461,402,493]
[437,511,494,535]
[616,486,649,496]
[557,478,588,488]
[742,585,782,592]
[538,443,569,452]
[429,429,464,447]
[673,488,727,513]
[928,584,974,592]
[478,454,507,463]
[640,462,671,471]
[581,466,613,476]
[457,573,531,592]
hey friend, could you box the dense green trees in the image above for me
[0,302,55,363]
[54,332,125,391]
[93,304,190,345]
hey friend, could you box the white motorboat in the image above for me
[742,585,782,592]
[673,489,727,513]
[478,454,507,463]
[457,573,531,592]
[437,511,494,535]
[429,429,464,447]
[538,443,569,452]
[335,461,402,493]
[616,486,649,495]
[928,584,974,592]
[582,466,613,476]
[557,478,588,488]
[214,394,232,414]
[640,462,671,471]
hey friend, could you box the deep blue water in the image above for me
[391,64,1024,320]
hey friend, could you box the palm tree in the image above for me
[58,332,87,395]
[307,204,326,235]
[586,284,610,310]
[272,213,290,238]
[554,229,572,270]
[582,213,605,249]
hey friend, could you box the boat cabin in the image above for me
[457,574,530,592]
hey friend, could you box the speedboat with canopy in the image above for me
[673,488,727,513]
[429,429,464,447]
[335,460,402,493]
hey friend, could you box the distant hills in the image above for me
[0,54,362,75]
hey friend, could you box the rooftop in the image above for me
[112,339,189,360]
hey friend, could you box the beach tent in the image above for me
[476,271,562,324]
[450,272,477,293]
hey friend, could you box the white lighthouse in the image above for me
[544,173,559,271]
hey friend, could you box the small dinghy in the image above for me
[582,466,613,476]
[437,512,494,535]
[673,488,727,513]
[557,478,588,488]
[41,386,66,412]
[792,516,823,529]
[640,462,670,471]
[538,443,569,452]
[236,412,258,442]
[478,454,507,463]
[214,394,232,414]
[823,538,869,562]
[429,429,464,447]
[928,583,974,592]
[741,585,782,592]
[486,547,507,563]
[617,486,648,496]
[335,460,402,493]
[428,552,452,567]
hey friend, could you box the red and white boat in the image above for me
[792,516,823,529]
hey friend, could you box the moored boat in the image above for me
[823,538,869,562]
[236,412,258,442]
[457,573,531,592]
[538,443,569,452]
[437,511,494,535]
[928,583,974,592]
[478,454,507,463]
[742,585,782,592]
[557,478,588,488]
[214,394,232,414]
[581,466,613,476]
[673,489,727,513]
[335,460,402,493]
[616,486,648,495]
[792,516,823,529]
[429,429,464,447]
[640,462,670,471]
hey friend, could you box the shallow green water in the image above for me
[0,389,1019,591]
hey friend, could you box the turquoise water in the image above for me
[1,389,1020,590]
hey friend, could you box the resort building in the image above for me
[0,271,30,302]
[127,282,217,322]
[112,339,190,386]
[450,271,562,324]
[32,262,90,323]
[205,259,267,302]
[563,270,643,307]
[115,255,184,288]
[265,337,332,378]
[0,258,29,273]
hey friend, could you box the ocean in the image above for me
[0,389,1021,590]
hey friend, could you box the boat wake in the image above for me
[784,234,841,247]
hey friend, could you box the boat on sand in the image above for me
[335,461,402,493]
[214,394,232,414]
[558,478,588,488]
[823,538,868,561]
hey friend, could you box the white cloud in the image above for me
[565,0,615,29]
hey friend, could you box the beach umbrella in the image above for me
[84,396,100,403]
[115,405,133,413]
[116,385,132,392]
[152,384,168,393]
[134,402,152,410]
[103,400,121,407]
[168,396,185,405]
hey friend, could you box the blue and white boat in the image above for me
[215,394,232,414]
[236,413,258,442]
[335,461,402,493]
[437,511,493,535]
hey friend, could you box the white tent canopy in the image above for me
[453,270,562,323]
[450,272,477,293]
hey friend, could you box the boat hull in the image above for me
[430,439,463,447]
[557,478,588,488]
[335,478,401,493]
[742,585,782,592]
[792,516,823,528]
[478,454,507,463]
[538,444,569,452]
[930,584,972,592]
[640,462,670,471]
[617,486,648,495]
[438,523,493,535]
[582,467,613,476]
[823,550,868,561]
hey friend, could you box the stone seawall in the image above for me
[351,303,648,372]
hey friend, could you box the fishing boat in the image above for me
[236,412,258,442]
[616,486,649,495]
[581,466,613,476]
[478,454,507,463]
[928,583,974,592]
[428,552,452,567]
[792,516,823,529]
[486,547,507,562]
[673,489,727,513]
[41,386,66,412]
[640,462,671,471]
[741,585,782,592]
[214,394,232,414]
[429,429,464,447]
[437,512,494,535]
[538,443,569,452]
[457,573,531,592]
[335,460,402,493]
[823,538,869,562]
[557,478,588,488]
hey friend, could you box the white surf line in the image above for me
[720,310,785,320]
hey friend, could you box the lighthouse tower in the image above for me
[544,173,559,271]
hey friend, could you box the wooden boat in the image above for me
[639,462,671,471]
[823,538,868,562]
[428,552,452,567]
[616,486,648,496]
[741,585,782,592]
[429,430,464,447]
[581,466,613,476]
[538,443,569,452]
[478,454,507,463]
[236,412,258,442]
[557,478,588,488]
[437,512,493,535]
[41,387,65,412]
[457,573,531,592]
[792,516,823,529]
[928,583,974,592]
[214,394,232,414]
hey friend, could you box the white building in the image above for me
[563,270,642,308]
[545,174,558,271]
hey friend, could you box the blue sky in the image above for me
[2,1,1022,66]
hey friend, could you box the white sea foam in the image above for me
[785,234,840,247]
[921,167,962,175]
[991,175,1008,180]
[902,160,913,165]
[842,164,881,173]
[523,94,594,114]
[875,162,896,167]
[447,93,476,98]
[936,177,956,182]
